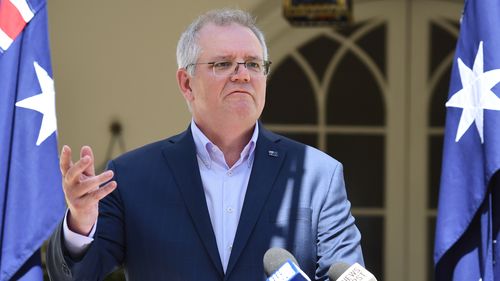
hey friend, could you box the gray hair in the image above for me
[176,8,269,75]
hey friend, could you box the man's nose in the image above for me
[230,63,250,82]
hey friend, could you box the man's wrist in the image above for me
[67,209,96,236]
[63,209,96,258]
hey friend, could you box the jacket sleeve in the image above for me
[315,162,364,280]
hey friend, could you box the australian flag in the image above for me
[434,0,500,280]
[0,0,65,280]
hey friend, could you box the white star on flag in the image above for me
[445,41,500,143]
[15,61,57,146]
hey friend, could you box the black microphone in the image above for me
[328,262,377,281]
[263,248,311,281]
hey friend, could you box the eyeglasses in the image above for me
[186,60,272,77]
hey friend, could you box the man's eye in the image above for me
[213,62,232,69]
[246,62,261,70]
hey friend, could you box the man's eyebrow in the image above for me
[209,55,233,61]
[208,55,263,61]
[245,56,262,61]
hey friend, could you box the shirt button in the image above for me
[226,207,233,213]
[229,244,233,250]
[227,171,232,176]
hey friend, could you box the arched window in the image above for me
[262,19,387,279]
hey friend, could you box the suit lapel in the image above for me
[161,128,224,277]
[225,126,287,277]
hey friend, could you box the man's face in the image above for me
[178,23,267,132]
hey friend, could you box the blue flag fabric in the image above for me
[0,0,65,280]
[434,0,500,280]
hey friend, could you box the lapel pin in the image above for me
[268,150,278,157]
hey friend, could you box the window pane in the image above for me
[356,23,387,78]
[429,67,451,127]
[263,56,317,124]
[429,22,457,79]
[298,35,340,82]
[327,51,385,126]
[337,21,367,37]
[428,135,443,209]
[356,216,384,280]
[327,134,385,207]
[428,217,436,281]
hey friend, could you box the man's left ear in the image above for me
[176,68,194,101]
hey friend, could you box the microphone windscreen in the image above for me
[263,248,299,276]
[327,262,351,280]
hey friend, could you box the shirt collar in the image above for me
[190,120,259,169]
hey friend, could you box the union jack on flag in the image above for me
[0,0,34,52]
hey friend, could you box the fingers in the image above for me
[64,154,94,185]
[80,146,96,177]
[88,180,118,201]
[60,145,117,236]
[60,145,73,175]
[69,170,115,199]
[61,145,114,199]
[70,180,117,210]
[66,180,117,235]
[60,145,95,180]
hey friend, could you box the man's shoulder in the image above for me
[263,128,340,166]
[111,129,189,165]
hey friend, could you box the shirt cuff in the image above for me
[62,209,97,258]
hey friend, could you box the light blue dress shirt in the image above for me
[190,120,259,272]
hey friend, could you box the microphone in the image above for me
[328,262,377,281]
[263,248,311,281]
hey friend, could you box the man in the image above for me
[47,8,363,281]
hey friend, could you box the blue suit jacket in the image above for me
[47,125,363,281]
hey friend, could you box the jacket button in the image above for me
[62,264,71,275]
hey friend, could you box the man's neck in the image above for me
[194,120,255,167]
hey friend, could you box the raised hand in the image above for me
[60,145,117,235]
